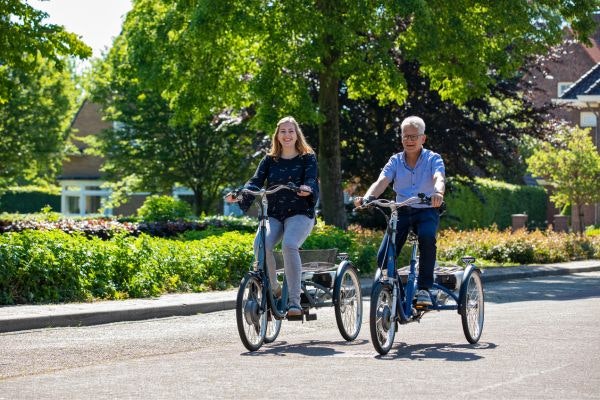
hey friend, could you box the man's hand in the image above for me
[431,192,444,208]
[354,195,375,207]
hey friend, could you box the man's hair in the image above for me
[401,116,426,135]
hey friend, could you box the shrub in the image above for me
[2,220,599,305]
[137,195,193,222]
[0,189,61,213]
[443,177,547,230]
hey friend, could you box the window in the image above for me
[580,112,597,127]
[85,196,102,214]
[557,82,573,97]
[67,196,80,214]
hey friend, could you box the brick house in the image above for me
[59,100,147,216]
[528,24,600,229]
[554,62,600,228]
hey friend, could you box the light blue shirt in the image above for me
[380,148,445,208]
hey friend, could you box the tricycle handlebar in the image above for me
[224,183,304,201]
[354,194,431,211]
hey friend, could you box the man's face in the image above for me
[401,125,426,155]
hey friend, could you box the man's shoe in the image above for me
[287,305,302,318]
[415,289,432,307]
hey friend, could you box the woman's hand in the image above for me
[224,193,239,203]
[297,185,312,197]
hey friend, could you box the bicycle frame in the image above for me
[234,185,297,320]
[366,196,461,324]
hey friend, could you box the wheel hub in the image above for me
[380,305,392,331]
[244,299,260,325]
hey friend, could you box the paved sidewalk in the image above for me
[1,260,599,333]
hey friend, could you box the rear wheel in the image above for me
[459,270,484,344]
[334,265,363,341]
[369,282,396,355]
[236,274,266,351]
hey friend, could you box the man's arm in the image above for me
[353,176,391,206]
[431,171,445,207]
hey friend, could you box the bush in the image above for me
[2,219,599,305]
[0,229,255,305]
[0,189,60,214]
[444,177,547,230]
[437,227,600,265]
[137,195,193,222]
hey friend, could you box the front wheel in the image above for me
[369,282,397,355]
[334,264,363,341]
[459,270,485,344]
[236,274,267,351]
[264,312,282,343]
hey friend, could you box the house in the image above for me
[59,100,147,217]
[528,21,600,228]
[554,62,600,228]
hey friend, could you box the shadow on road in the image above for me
[379,341,497,361]
[241,339,369,357]
[484,274,600,304]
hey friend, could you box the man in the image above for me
[355,116,445,306]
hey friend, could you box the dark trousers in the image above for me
[377,207,440,289]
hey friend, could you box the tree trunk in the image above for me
[575,203,585,234]
[318,69,347,229]
[192,187,203,216]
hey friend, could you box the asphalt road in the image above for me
[1,272,599,399]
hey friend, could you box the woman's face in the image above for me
[277,121,298,150]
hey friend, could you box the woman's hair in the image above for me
[268,116,314,158]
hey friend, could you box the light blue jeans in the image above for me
[254,215,315,309]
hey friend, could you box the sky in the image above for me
[33,0,133,58]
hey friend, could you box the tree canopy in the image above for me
[0,1,91,193]
[95,0,598,226]
[157,0,599,228]
[0,55,79,191]
[0,0,90,102]
[89,3,259,213]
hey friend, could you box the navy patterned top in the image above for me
[239,153,319,221]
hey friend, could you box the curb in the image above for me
[1,261,599,333]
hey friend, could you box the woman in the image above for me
[226,116,319,317]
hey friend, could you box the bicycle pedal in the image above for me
[305,313,317,321]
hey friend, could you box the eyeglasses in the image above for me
[401,134,423,141]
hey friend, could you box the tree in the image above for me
[339,60,556,188]
[0,55,79,192]
[165,0,597,228]
[89,4,259,214]
[527,126,600,233]
[0,0,91,193]
[0,0,91,102]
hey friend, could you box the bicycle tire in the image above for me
[459,270,485,344]
[264,312,282,343]
[236,274,267,351]
[370,282,397,355]
[334,264,363,341]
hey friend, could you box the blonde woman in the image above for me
[227,116,318,317]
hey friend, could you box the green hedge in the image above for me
[2,220,599,305]
[443,177,547,230]
[0,191,60,213]
[0,230,255,304]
